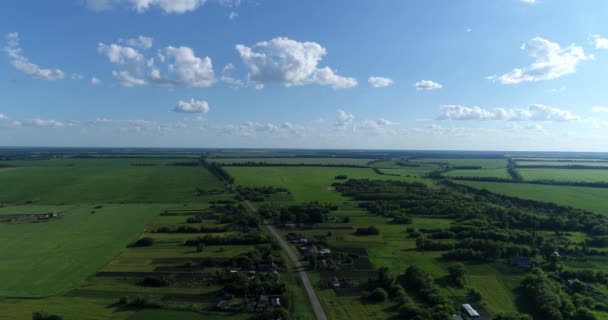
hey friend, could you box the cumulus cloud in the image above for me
[335,109,355,129]
[3,33,65,81]
[0,113,8,121]
[360,118,399,133]
[23,118,65,128]
[236,37,357,89]
[415,80,443,91]
[437,104,579,121]
[368,77,394,88]
[91,77,102,85]
[592,106,608,113]
[119,35,153,50]
[221,63,243,86]
[98,40,214,87]
[228,11,239,20]
[128,0,206,14]
[520,0,536,3]
[592,35,608,49]
[71,73,85,80]
[488,37,588,84]
[173,99,210,113]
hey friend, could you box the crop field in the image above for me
[455,180,608,215]
[225,166,435,203]
[411,158,507,169]
[515,160,608,167]
[444,168,510,179]
[210,157,374,166]
[0,160,223,204]
[519,168,608,182]
[0,204,162,297]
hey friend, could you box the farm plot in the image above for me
[0,204,161,297]
[519,168,608,182]
[455,180,608,215]
[225,166,434,203]
[444,168,510,179]
[411,158,507,169]
[210,157,374,166]
[0,159,223,204]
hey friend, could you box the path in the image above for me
[244,201,328,320]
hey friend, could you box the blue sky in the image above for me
[2,0,608,151]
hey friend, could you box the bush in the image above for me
[335,175,348,180]
[138,276,170,287]
[131,237,154,247]
[355,226,380,236]
[367,288,388,302]
[32,312,62,320]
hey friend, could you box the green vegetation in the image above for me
[411,157,508,169]
[0,204,161,296]
[445,168,510,179]
[225,166,434,203]
[455,180,608,214]
[211,157,374,166]
[520,168,608,182]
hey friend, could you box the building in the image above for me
[271,297,281,308]
[461,304,480,318]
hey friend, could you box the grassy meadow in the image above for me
[0,159,223,204]
[519,168,608,182]
[225,166,435,203]
[411,158,507,169]
[210,157,374,166]
[444,168,510,179]
[0,204,162,297]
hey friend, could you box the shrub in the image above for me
[131,237,154,247]
[32,311,62,320]
[138,276,170,287]
[355,226,380,236]
[367,288,388,302]
[335,175,348,180]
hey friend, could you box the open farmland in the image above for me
[0,204,161,296]
[455,180,608,215]
[210,157,374,166]
[516,161,608,167]
[0,159,223,204]
[225,166,435,203]
[411,158,507,169]
[519,168,608,182]
[444,168,510,179]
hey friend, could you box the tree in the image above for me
[447,264,466,287]
[368,288,388,302]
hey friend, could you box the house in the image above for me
[330,276,341,288]
[271,297,281,308]
[513,257,532,268]
[461,304,480,318]
[319,248,332,257]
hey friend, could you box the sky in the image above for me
[2,0,608,151]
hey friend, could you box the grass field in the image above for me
[210,157,374,166]
[516,161,608,167]
[411,158,507,169]
[444,168,510,179]
[455,180,608,215]
[225,166,434,203]
[519,168,608,182]
[0,160,222,204]
[0,204,162,297]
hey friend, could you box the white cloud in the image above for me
[592,35,608,49]
[98,40,215,87]
[3,33,65,81]
[0,113,8,121]
[91,77,102,85]
[236,37,357,89]
[360,118,399,134]
[415,80,443,91]
[120,35,153,50]
[23,118,65,128]
[335,109,355,129]
[128,0,206,14]
[488,37,588,84]
[438,104,579,121]
[520,0,536,3]
[173,99,210,113]
[368,76,394,88]
[228,11,239,20]
[592,106,608,113]
[221,63,243,86]
[71,73,85,80]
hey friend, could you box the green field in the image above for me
[519,168,608,182]
[225,166,434,203]
[455,180,608,214]
[411,158,507,169]
[210,157,374,166]
[516,161,608,167]
[0,160,222,204]
[444,168,510,179]
[0,204,161,297]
